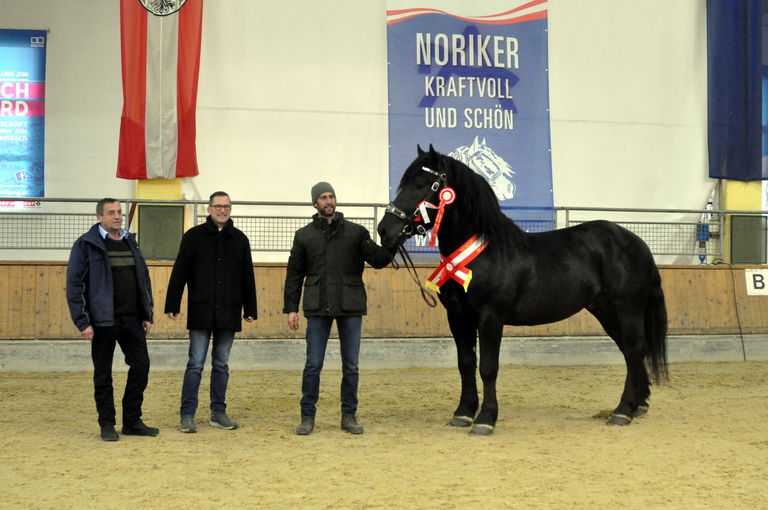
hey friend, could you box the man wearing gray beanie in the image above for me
[310,182,335,206]
[284,182,395,435]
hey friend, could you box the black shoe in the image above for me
[122,420,159,437]
[341,414,364,434]
[100,425,119,442]
[296,416,315,435]
[209,412,238,430]
[179,415,197,433]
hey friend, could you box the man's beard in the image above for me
[319,205,335,217]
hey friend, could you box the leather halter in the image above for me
[385,166,447,239]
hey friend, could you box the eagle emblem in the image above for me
[139,0,189,16]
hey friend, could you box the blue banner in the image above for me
[706,0,764,181]
[0,29,47,199]
[387,1,553,252]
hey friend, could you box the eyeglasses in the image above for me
[210,204,232,210]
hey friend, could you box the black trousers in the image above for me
[91,314,150,427]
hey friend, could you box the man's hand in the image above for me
[81,325,94,341]
[245,316,255,323]
[166,312,178,320]
[143,321,153,334]
[287,312,299,331]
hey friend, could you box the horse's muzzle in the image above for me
[377,215,409,250]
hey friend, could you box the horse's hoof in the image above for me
[633,405,649,418]
[607,413,633,426]
[469,423,494,435]
[448,415,474,427]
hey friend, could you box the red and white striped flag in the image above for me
[117,0,203,180]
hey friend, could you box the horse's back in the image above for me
[484,220,660,325]
[543,220,660,300]
[529,220,656,271]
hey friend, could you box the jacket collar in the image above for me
[98,224,128,240]
[205,215,234,234]
[84,223,135,250]
[312,211,344,228]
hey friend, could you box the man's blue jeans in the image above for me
[180,329,235,417]
[300,316,362,418]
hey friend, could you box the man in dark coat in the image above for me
[66,198,158,442]
[284,182,394,435]
[165,191,257,433]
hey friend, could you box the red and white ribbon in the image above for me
[425,234,489,293]
[429,186,456,247]
[416,200,437,224]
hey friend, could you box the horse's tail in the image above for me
[644,270,669,384]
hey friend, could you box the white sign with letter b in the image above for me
[745,269,768,296]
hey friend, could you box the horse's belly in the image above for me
[504,300,585,327]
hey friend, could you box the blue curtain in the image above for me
[707,0,765,181]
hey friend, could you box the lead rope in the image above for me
[396,244,438,308]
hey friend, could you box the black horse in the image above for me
[377,146,668,435]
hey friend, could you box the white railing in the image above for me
[0,196,759,265]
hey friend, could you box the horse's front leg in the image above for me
[471,316,504,435]
[447,310,478,427]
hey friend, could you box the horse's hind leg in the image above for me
[446,310,478,427]
[590,303,650,426]
[611,341,651,426]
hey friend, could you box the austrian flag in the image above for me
[117,0,203,180]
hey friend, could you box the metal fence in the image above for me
[0,197,748,264]
[0,198,382,254]
[0,212,95,249]
[560,207,727,262]
[235,215,377,252]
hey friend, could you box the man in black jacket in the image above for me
[165,191,257,433]
[284,182,394,435]
[66,198,158,442]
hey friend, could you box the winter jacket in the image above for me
[283,212,393,317]
[164,216,257,331]
[66,224,153,331]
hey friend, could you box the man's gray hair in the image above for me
[96,198,119,216]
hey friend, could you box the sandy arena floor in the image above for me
[1,362,766,509]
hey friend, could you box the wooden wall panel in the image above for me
[0,266,10,338]
[662,266,741,334]
[33,266,48,339]
[20,266,36,338]
[7,266,23,338]
[1,262,767,340]
[369,267,395,336]
[48,266,67,337]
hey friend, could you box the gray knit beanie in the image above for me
[311,182,335,204]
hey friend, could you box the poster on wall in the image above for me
[386,0,552,252]
[0,29,46,204]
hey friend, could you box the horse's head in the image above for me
[377,144,447,249]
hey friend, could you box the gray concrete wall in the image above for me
[1,335,766,373]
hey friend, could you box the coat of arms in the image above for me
[139,0,188,16]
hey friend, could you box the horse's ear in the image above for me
[428,144,437,156]
[417,144,425,156]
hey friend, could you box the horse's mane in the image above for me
[403,149,526,253]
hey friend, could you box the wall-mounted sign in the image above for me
[0,29,46,201]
